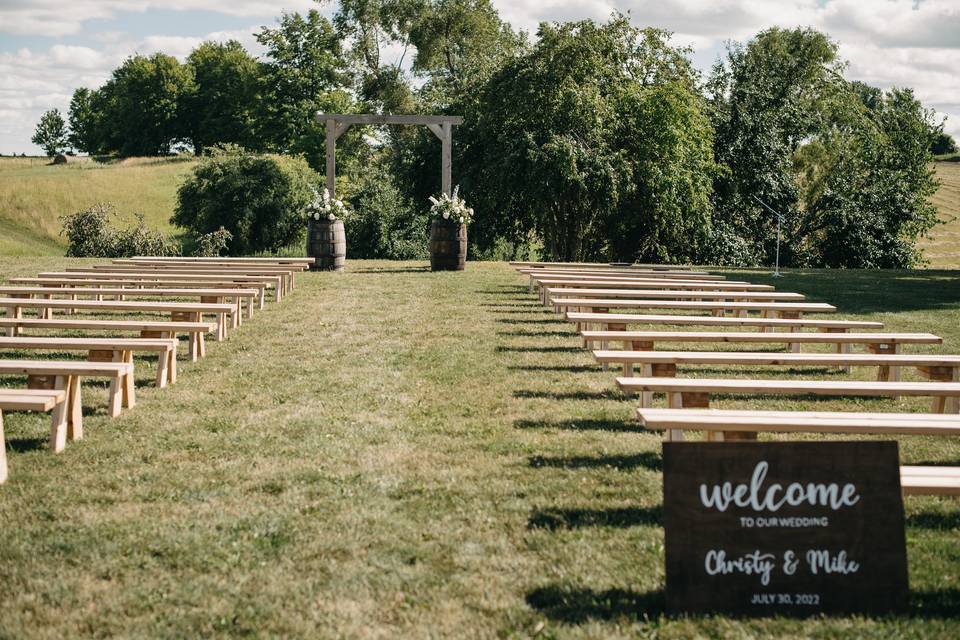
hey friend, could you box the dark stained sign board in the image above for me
[663,441,908,616]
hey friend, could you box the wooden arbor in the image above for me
[315,113,464,197]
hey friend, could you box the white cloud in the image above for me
[1,0,958,152]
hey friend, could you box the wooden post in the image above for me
[325,118,337,197]
[441,122,452,196]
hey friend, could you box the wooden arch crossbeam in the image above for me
[315,113,464,197]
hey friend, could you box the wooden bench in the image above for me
[8,278,267,315]
[1,389,68,483]
[0,297,234,342]
[0,336,177,387]
[544,287,804,304]
[518,268,723,280]
[511,261,692,270]
[101,262,297,294]
[528,274,757,296]
[596,349,960,410]
[132,255,314,266]
[616,376,960,417]
[572,315,882,341]
[552,298,836,318]
[41,271,280,304]
[0,286,258,325]
[0,318,215,361]
[0,359,134,434]
[633,408,960,496]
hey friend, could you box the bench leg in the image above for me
[259,290,266,310]
[67,375,83,441]
[188,332,198,361]
[154,349,168,388]
[247,297,255,320]
[0,409,6,483]
[49,381,69,454]
[168,345,177,385]
[108,376,123,418]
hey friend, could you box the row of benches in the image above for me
[0,256,314,484]
[510,260,960,495]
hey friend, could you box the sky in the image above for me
[1,0,958,155]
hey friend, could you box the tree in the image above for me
[185,40,262,155]
[931,130,958,155]
[461,17,714,261]
[32,109,69,157]
[67,88,97,153]
[255,9,352,165]
[95,53,196,156]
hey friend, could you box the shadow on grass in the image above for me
[498,345,581,353]
[514,389,620,400]
[492,308,556,315]
[509,364,598,373]
[514,418,636,433]
[529,505,663,530]
[496,330,575,338]
[352,267,429,274]
[529,452,661,472]
[526,585,665,623]
[910,588,960,618]
[479,302,540,308]
[716,269,960,315]
[906,511,960,529]
[6,437,46,453]
[495,319,566,326]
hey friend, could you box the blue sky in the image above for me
[1,0,958,155]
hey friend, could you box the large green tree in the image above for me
[66,88,97,153]
[31,108,69,156]
[460,17,714,261]
[185,40,262,155]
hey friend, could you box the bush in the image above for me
[193,227,233,257]
[60,203,179,257]
[173,144,319,255]
[697,219,760,267]
[343,168,429,260]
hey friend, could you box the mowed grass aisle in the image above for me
[1,260,959,637]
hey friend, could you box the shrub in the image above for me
[60,203,179,257]
[174,144,319,255]
[193,226,233,257]
[343,168,429,260]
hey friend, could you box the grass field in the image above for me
[0,260,959,637]
[922,162,960,268]
[0,156,197,256]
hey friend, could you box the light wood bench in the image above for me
[102,262,297,294]
[0,318,215,361]
[544,287,804,304]
[0,297,234,342]
[528,274,756,296]
[617,377,960,420]
[511,261,693,270]
[1,389,68,482]
[597,349,959,410]
[41,271,280,304]
[633,408,960,496]
[0,359,134,434]
[574,314,883,330]
[518,268,723,280]
[0,286,258,325]
[9,278,267,315]
[0,336,177,387]
[132,256,315,266]
[552,298,836,318]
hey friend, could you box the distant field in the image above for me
[0,156,197,256]
[1,156,960,265]
[922,162,960,268]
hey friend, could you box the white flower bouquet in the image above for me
[428,185,473,225]
[306,187,348,222]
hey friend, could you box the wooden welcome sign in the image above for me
[663,441,908,616]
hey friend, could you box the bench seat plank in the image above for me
[554,298,836,314]
[545,288,804,301]
[618,376,960,397]
[534,278,774,290]
[0,336,176,387]
[1,388,69,481]
[595,350,960,367]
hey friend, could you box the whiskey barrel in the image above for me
[430,220,467,271]
[307,219,346,271]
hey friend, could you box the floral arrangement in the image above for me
[428,186,473,225]
[306,187,348,222]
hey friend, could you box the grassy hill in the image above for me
[0,156,197,256]
[920,161,960,268]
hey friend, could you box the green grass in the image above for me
[0,260,959,637]
[0,156,197,255]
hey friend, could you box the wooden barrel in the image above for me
[430,220,467,271]
[307,219,346,271]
